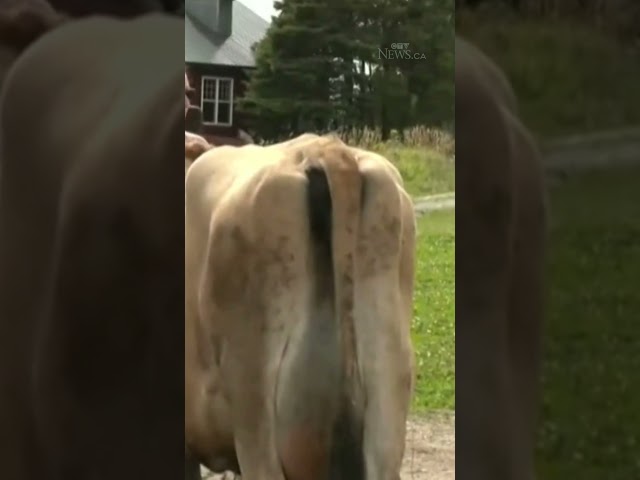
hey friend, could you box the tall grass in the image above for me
[337,126,455,157]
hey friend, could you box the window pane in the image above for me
[218,80,232,101]
[202,101,215,123]
[202,79,215,101]
[214,81,220,99]
[217,102,231,124]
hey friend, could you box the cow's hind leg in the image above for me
[205,280,286,479]
[361,355,411,480]
[225,352,285,480]
[218,311,286,479]
[357,300,413,480]
[205,171,308,480]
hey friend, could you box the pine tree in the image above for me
[239,0,455,141]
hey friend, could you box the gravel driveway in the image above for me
[202,412,455,480]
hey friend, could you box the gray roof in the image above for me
[185,1,270,67]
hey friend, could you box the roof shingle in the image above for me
[185,0,269,67]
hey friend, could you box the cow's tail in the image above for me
[275,142,366,480]
[308,146,365,480]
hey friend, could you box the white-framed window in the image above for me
[200,76,234,126]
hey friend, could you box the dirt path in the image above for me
[202,411,455,480]
[401,412,455,480]
[413,192,455,213]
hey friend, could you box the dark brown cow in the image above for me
[456,36,547,480]
[0,13,184,480]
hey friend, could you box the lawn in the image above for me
[536,166,640,479]
[411,209,455,412]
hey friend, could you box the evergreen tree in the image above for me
[239,0,455,141]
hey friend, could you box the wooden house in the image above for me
[185,0,269,145]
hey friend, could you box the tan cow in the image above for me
[455,36,547,480]
[184,134,416,479]
[0,14,184,480]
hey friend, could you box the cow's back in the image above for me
[184,142,298,343]
[0,14,184,480]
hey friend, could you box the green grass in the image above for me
[382,145,454,198]
[457,9,640,138]
[411,209,455,412]
[537,166,640,479]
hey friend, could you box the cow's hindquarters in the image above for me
[275,151,366,480]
